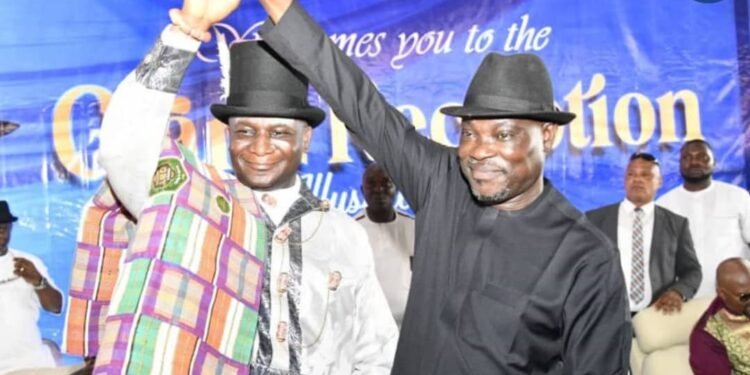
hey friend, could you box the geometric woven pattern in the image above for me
[93,140,267,373]
[218,240,264,309]
[141,260,213,335]
[63,183,133,357]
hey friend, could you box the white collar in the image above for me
[257,177,302,225]
[680,180,715,196]
[622,199,655,216]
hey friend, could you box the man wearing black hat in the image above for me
[88,1,397,373]
[256,1,632,374]
[0,201,63,373]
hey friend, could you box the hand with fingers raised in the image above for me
[168,0,241,42]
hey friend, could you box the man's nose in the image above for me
[469,140,497,161]
[249,135,273,155]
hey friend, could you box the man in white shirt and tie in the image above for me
[587,152,702,314]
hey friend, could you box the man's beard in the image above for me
[682,171,712,185]
[472,188,511,205]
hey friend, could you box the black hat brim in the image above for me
[210,104,326,128]
[0,216,17,224]
[440,106,575,125]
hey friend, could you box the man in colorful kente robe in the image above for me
[66,1,398,373]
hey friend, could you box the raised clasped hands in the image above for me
[169,0,241,42]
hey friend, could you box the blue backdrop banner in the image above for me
[0,0,747,353]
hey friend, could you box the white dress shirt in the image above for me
[356,211,415,328]
[658,180,750,297]
[617,200,655,312]
[257,177,303,226]
[0,249,60,373]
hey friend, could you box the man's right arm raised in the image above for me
[98,27,199,217]
[259,0,452,213]
[99,0,239,217]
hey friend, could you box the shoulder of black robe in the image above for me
[544,186,631,374]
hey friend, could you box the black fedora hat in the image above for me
[210,40,326,127]
[0,201,17,224]
[441,53,575,125]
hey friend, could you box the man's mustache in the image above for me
[467,160,508,173]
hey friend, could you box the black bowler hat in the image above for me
[210,40,326,127]
[440,53,575,125]
[0,201,17,224]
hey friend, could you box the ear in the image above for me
[655,164,664,189]
[541,123,558,153]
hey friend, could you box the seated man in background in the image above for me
[587,153,701,315]
[690,258,750,375]
[356,163,415,328]
[0,200,63,373]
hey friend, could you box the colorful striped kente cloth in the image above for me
[90,139,267,374]
[63,182,135,357]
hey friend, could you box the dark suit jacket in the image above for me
[586,203,702,302]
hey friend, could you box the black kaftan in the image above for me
[261,4,632,374]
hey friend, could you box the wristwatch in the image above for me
[33,277,47,291]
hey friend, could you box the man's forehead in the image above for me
[681,142,711,154]
[229,116,308,128]
[364,164,388,177]
[365,172,391,183]
[628,158,660,171]
[460,118,546,127]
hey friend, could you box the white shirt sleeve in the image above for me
[350,225,399,374]
[98,27,200,217]
[736,188,750,245]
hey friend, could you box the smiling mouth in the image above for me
[244,161,276,172]
[470,167,506,181]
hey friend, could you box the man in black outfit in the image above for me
[254,1,632,373]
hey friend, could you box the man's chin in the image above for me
[472,190,510,205]
[239,177,278,191]
[681,173,711,184]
